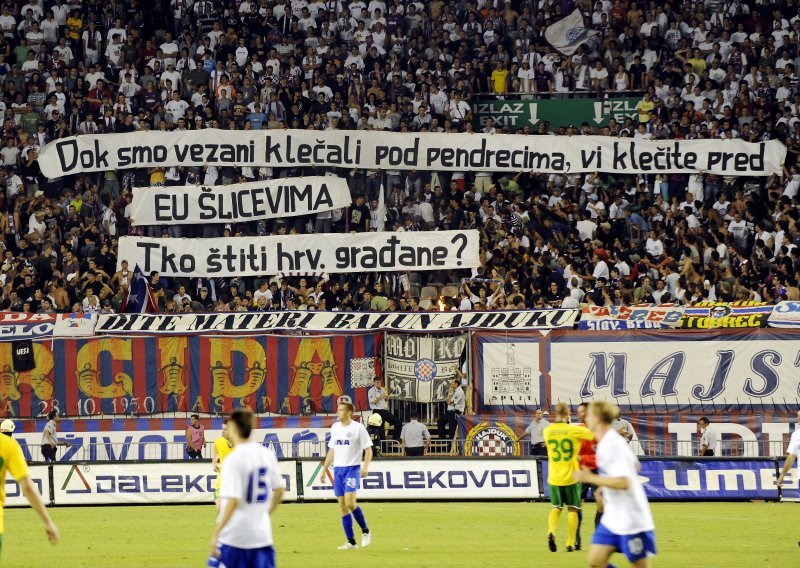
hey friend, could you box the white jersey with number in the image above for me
[328,420,372,468]
[218,442,283,549]
[596,429,655,535]
[787,429,800,457]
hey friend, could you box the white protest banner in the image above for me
[130,176,351,225]
[37,129,786,177]
[95,309,579,334]
[117,230,480,276]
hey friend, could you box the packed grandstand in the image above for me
[0,0,798,316]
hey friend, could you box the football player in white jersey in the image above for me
[209,408,285,568]
[574,402,656,568]
[777,409,800,545]
[320,395,373,550]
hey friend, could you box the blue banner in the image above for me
[639,459,778,500]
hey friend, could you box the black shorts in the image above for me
[580,469,599,500]
[42,445,57,461]
[405,447,424,457]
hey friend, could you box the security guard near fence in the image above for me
[437,378,465,441]
[698,417,718,456]
[515,408,549,456]
[400,412,431,456]
[367,377,402,443]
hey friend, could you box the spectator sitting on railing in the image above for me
[185,413,205,460]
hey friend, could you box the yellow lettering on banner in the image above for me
[75,339,134,398]
[208,338,266,398]
[288,337,343,398]
[157,336,188,396]
[0,343,55,401]
[191,396,206,412]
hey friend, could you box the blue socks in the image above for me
[342,514,354,541]
[352,506,369,533]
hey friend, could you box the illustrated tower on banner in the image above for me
[490,344,533,395]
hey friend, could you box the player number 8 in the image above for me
[547,439,574,462]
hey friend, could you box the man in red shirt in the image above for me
[576,402,603,550]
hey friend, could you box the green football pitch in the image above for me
[3,501,798,567]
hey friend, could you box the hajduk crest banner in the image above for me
[37,129,785,177]
[130,177,351,225]
[384,334,467,403]
[116,231,480,277]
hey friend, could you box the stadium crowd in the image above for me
[1,0,800,315]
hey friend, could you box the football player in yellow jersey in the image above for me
[211,417,233,511]
[0,419,59,555]
[542,403,594,553]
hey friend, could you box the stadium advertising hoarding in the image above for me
[301,459,539,500]
[51,461,298,505]
[116,230,480,277]
[14,427,331,462]
[130,177,351,225]
[1,334,381,417]
[638,460,781,500]
[37,129,786,176]
[95,309,579,334]
[5,465,49,507]
[578,304,685,330]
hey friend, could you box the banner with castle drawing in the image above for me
[0,334,382,418]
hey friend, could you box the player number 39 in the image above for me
[547,439,574,462]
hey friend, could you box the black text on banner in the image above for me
[37,129,786,177]
[95,309,580,334]
[116,231,480,276]
[130,176,351,225]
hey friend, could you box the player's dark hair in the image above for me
[578,402,588,410]
[230,408,254,439]
[698,417,709,425]
[191,413,199,420]
[47,410,58,420]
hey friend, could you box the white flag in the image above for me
[545,9,599,56]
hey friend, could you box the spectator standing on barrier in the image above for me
[515,408,549,456]
[698,417,718,457]
[212,417,233,511]
[41,409,68,462]
[367,377,401,443]
[186,413,206,459]
[612,409,635,444]
[400,412,430,457]
[437,378,465,441]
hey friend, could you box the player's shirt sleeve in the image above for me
[6,439,29,482]
[570,424,594,441]
[219,454,243,500]
[360,423,373,449]
[787,431,800,457]
[266,449,283,491]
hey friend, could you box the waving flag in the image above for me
[545,9,599,56]
[120,266,158,313]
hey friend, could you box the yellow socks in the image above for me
[566,511,579,547]
[547,507,562,535]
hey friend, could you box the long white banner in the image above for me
[37,129,785,176]
[117,230,480,276]
[301,459,539,500]
[96,309,578,333]
[131,177,351,225]
[549,333,800,408]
